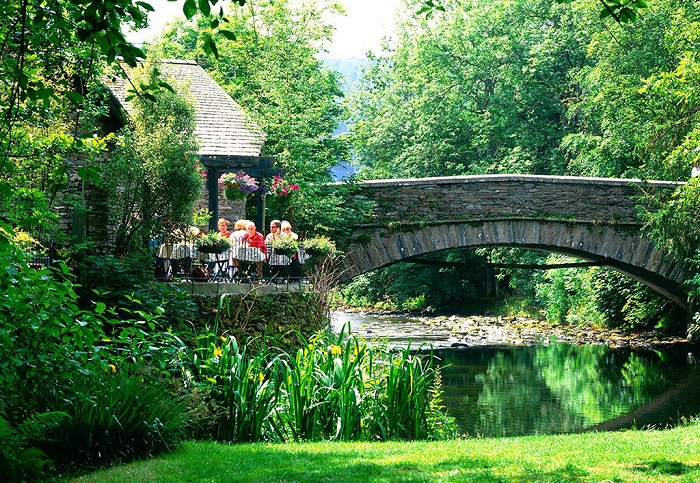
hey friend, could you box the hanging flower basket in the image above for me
[268,175,299,198]
[224,185,247,201]
[219,172,259,201]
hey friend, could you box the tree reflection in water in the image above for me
[433,343,695,437]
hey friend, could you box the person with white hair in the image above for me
[240,221,267,281]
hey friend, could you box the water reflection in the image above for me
[331,311,700,437]
[436,345,700,436]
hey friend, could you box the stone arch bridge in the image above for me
[339,175,691,310]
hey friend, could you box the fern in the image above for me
[0,411,67,482]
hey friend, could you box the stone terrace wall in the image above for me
[55,161,245,252]
[355,175,681,225]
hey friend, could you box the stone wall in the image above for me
[191,292,328,347]
[56,161,245,251]
[356,175,681,225]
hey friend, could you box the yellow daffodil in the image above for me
[331,345,342,356]
[108,364,117,373]
[213,347,223,358]
[257,372,264,383]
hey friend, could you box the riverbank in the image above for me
[68,422,700,483]
[333,310,694,351]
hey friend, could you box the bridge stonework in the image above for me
[340,175,691,309]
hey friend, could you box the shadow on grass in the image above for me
[165,444,591,483]
[631,459,697,476]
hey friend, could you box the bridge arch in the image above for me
[339,176,691,310]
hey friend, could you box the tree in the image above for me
[102,60,202,254]
[349,0,590,179]
[148,0,375,237]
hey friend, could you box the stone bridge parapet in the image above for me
[355,174,679,225]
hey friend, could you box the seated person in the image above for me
[217,218,232,238]
[280,221,303,280]
[266,219,290,279]
[239,221,267,280]
[280,220,298,240]
[229,219,249,277]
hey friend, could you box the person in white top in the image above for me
[229,219,249,278]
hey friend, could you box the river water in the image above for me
[331,311,700,437]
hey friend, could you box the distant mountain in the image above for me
[322,57,370,93]
[323,57,368,180]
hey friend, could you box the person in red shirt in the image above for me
[242,221,267,280]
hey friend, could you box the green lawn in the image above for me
[68,423,700,482]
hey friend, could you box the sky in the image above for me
[126,0,400,58]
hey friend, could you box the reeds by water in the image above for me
[183,324,456,443]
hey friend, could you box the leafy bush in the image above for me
[43,371,187,467]
[338,257,481,311]
[79,251,198,331]
[534,255,605,326]
[592,268,680,331]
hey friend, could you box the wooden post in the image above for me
[207,167,219,231]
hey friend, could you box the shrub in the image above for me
[79,251,198,331]
[43,371,187,467]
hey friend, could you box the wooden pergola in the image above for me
[202,155,285,232]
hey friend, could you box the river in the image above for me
[331,311,700,437]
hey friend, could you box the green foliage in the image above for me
[592,268,679,331]
[178,327,455,443]
[378,345,454,440]
[102,59,202,252]
[339,253,483,311]
[0,233,193,473]
[349,0,582,179]
[0,409,66,483]
[79,251,198,331]
[43,371,187,467]
[534,256,678,330]
[293,182,376,239]
[535,255,605,326]
[183,333,280,443]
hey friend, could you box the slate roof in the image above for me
[105,59,265,158]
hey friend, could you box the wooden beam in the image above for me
[199,155,276,169]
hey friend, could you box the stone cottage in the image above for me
[58,58,267,248]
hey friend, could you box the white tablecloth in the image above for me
[157,243,196,260]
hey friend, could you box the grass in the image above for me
[67,423,700,482]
